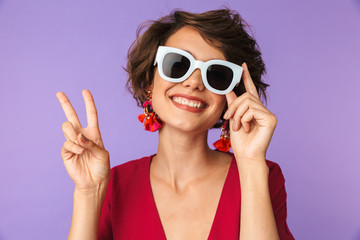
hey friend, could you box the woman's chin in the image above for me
[160,121,211,135]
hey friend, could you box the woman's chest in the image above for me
[150,172,228,239]
[109,156,241,240]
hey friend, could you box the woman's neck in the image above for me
[152,125,221,191]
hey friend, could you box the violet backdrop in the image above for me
[0,0,359,239]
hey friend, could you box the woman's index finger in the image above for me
[225,91,237,107]
[242,62,260,99]
[56,92,82,129]
[82,89,99,128]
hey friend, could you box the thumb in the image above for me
[77,133,108,160]
[225,91,237,107]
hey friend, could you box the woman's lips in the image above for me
[170,94,208,113]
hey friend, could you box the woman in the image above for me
[56,9,294,240]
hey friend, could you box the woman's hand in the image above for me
[56,89,110,190]
[224,63,277,163]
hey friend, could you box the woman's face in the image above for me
[150,26,227,133]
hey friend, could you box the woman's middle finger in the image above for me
[231,99,265,131]
[82,89,99,128]
[225,92,265,119]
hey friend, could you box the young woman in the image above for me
[56,9,294,240]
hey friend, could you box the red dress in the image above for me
[98,154,295,239]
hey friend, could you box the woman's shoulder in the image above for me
[112,155,151,171]
[109,155,153,185]
[264,159,287,196]
[265,159,285,181]
[265,159,283,173]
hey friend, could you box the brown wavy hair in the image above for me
[125,8,268,128]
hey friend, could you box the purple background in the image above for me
[1,0,359,239]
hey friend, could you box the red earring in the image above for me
[138,91,163,132]
[213,120,231,152]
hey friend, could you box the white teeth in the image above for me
[172,97,204,108]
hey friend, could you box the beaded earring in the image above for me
[213,120,231,152]
[138,91,162,132]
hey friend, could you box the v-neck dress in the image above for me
[98,154,294,240]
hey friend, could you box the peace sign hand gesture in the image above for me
[56,89,110,190]
[224,63,277,164]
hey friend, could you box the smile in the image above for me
[171,97,207,108]
[170,94,208,113]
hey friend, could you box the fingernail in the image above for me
[80,133,88,143]
[76,147,84,154]
[233,121,238,131]
[224,112,229,119]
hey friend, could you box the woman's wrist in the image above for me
[234,155,269,180]
[234,153,267,167]
[74,180,109,200]
[69,181,109,240]
[72,181,109,225]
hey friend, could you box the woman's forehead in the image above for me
[164,26,226,61]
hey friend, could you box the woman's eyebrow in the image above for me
[182,48,194,56]
[182,48,224,61]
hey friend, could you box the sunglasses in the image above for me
[154,46,243,95]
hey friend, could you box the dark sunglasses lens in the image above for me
[207,65,233,91]
[162,53,190,79]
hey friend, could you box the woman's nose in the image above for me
[181,69,205,91]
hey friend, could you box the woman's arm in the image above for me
[69,184,109,240]
[237,160,279,240]
[224,63,280,239]
[56,90,111,240]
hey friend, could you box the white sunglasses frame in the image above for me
[154,46,243,95]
